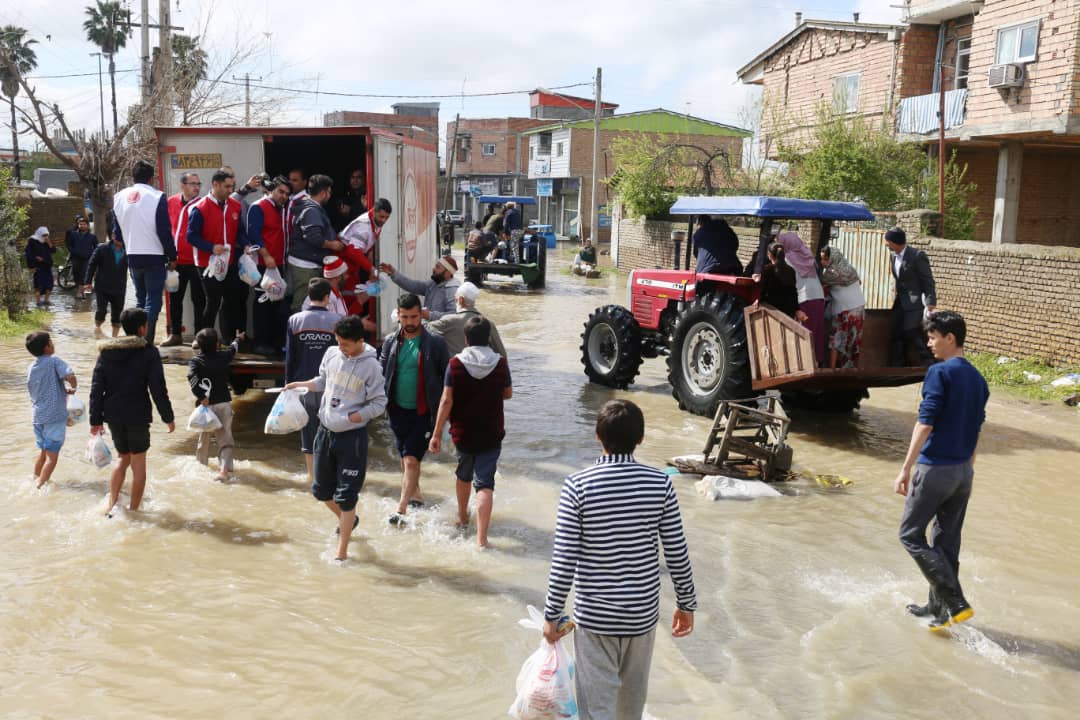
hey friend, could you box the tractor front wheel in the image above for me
[581,305,643,389]
[667,293,750,417]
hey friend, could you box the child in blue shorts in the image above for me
[26,331,77,488]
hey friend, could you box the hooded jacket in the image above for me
[187,339,239,406]
[446,346,511,453]
[85,242,128,295]
[89,335,175,427]
[380,328,450,421]
[311,344,387,432]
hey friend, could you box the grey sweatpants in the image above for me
[898,461,973,569]
[195,402,235,472]
[574,627,656,720]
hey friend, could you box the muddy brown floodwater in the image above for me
[2,246,1079,719]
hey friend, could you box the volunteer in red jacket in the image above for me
[246,175,290,355]
[162,171,206,347]
[186,167,249,339]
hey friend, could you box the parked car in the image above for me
[441,208,464,227]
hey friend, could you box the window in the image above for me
[529,146,535,160]
[995,20,1039,64]
[955,38,972,89]
[481,143,496,157]
[538,133,552,155]
[555,141,564,157]
[832,73,860,113]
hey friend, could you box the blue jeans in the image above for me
[130,263,166,343]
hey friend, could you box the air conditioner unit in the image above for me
[988,63,1025,89]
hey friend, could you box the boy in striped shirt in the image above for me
[542,399,696,720]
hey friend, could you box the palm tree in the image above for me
[83,0,129,135]
[169,34,207,123]
[0,25,38,182]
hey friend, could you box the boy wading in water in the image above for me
[429,315,512,548]
[89,308,175,514]
[25,332,78,488]
[895,310,989,631]
[188,328,242,482]
[287,316,386,561]
[542,399,697,719]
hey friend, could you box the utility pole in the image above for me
[157,0,174,123]
[590,67,602,245]
[937,60,946,231]
[233,73,262,125]
[140,0,150,102]
[90,52,106,137]
[444,113,460,213]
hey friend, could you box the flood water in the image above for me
[3,246,1079,719]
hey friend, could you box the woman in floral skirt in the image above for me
[819,246,866,369]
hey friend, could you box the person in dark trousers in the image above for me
[188,327,242,482]
[885,227,937,367]
[85,230,128,337]
[112,160,177,346]
[25,226,56,307]
[380,293,450,525]
[542,399,696,719]
[246,175,291,355]
[162,171,205,347]
[429,316,512,548]
[694,215,742,276]
[286,315,387,562]
[895,310,989,632]
[89,308,176,515]
[187,167,249,339]
[65,215,98,297]
[286,278,344,482]
[288,174,344,312]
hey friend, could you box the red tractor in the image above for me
[580,196,927,417]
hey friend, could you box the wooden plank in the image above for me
[752,366,927,391]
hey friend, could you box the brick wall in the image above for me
[26,197,85,241]
[897,24,939,98]
[760,27,899,154]
[616,211,1080,364]
[446,118,548,176]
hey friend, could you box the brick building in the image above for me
[323,110,439,147]
[444,117,551,224]
[737,2,1080,247]
[523,109,749,242]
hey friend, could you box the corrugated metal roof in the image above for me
[521,109,749,137]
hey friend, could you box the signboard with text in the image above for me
[536,178,553,197]
[598,204,612,229]
[170,153,223,170]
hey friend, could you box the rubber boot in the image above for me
[159,333,183,347]
[911,552,973,631]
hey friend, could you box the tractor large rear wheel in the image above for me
[667,293,750,417]
[581,305,643,389]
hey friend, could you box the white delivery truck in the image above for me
[155,125,439,392]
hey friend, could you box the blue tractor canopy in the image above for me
[669,195,875,221]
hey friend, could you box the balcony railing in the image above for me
[897,88,967,134]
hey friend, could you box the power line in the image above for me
[27,68,139,80]
[216,79,593,100]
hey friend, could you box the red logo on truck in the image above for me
[403,171,418,264]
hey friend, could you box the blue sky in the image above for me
[4,0,899,144]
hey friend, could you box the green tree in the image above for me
[83,0,130,134]
[0,166,30,318]
[783,104,924,210]
[0,25,38,183]
[925,152,979,240]
[607,133,679,219]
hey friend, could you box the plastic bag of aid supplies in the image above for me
[258,267,286,303]
[508,605,578,720]
[66,394,86,425]
[85,431,113,468]
[205,245,231,282]
[263,387,309,434]
[238,249,262,286]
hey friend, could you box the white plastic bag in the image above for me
[85,432,113,468]
[66,395,86,425]
[165,269,180,293]
[509,605,578,720]
[205,245,231,282]
[263,387,309,434]
[258,266,286,303]
[187,404,223,432]
[238,249,262,287]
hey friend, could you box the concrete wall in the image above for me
[615,212,1080,364]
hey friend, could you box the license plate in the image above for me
[252,378,278,389]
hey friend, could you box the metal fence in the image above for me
[831,223,893,310]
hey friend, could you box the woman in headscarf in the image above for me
[819,246,866,369]
[753,242,799,318]
[778,231,826,365]
[25,226,56,307]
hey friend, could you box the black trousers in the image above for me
[95,290,125,326]
[169,264,207,335]
[252,291,287,351]
[71,257,89,287]
[889,303,934,367]
[202,264,249,340]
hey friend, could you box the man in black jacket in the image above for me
[85,232,127,337]
[885,227,937,367]
[288,174,344,312]
[90,308,175,515]
[66,215,98,297]
[380,293,450,525]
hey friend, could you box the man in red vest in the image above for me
[186,168,249,339]
[247,175,290,355]
[162,171,206,347]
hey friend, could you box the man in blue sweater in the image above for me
[895,310,989,631]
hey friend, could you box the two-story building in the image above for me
[737,2,1080,247]
[524,109,750,241]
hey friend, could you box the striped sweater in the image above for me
[543,454,697,636]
